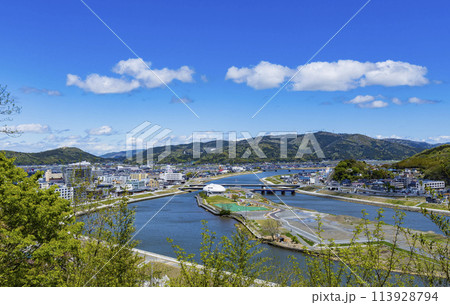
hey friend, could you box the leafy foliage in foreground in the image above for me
[168,210,450,287]
[168,221,269,287]
[0,152,146,286]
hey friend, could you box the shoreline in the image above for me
[259,176,450,217]
[75,190,186,216]
[295,189,450,217]
[195,194,317,253]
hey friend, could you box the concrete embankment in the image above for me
[296,189,450,217]
[133,246,276,286]
[76,191,186,216]
[196,195,263,239]
[133,248,181,268]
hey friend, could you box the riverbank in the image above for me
[75,190,186,216]
[295,189,450,217]
[195,193,327,254]
[259,176,450,217]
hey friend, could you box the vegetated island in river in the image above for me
[195,187,446,255]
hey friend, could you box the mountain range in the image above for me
[102,131,444,164]
[1,132,446,165]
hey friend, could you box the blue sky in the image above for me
[0,0,449,154]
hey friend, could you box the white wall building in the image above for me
[55,185,74,201]
[160,166,184,184]
[417,180,446,191]
[99,175,129,185]
[125,179,146,191]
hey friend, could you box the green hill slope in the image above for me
[0,147,105,165]
[109,131,431,163]
[395,144,450,183]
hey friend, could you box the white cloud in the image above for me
[358,100,389,109]
[66,74,140,94]
[44,134,124,154]
[113,58,194,88]
[345,95,375,104]
[14,123,51,133]
[67,58,194,94]
[201,75,208,82]
[21,86,62,96]
[0,132,125,155]
[87,125,114,136]
[360,60,429,87]
[226,61,293,89]
[344,95,388,109]
[226,59,430,91]
[428,135,450,143]
[291,60,370,91]
[408,97,438,104]
[375,134,402,139]
[392,97,403,105]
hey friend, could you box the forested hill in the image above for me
[395,144,450,183]
[2,132,443,165]
[103,131,436,163]
[0,147,105,165]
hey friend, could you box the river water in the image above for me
[131,170,443,266]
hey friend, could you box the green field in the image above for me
[206,195,235,204]
[214,203,268,212]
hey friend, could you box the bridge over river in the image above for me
[179,183,300,195]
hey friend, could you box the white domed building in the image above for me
[203,183,226,196]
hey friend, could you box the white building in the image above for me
[125,179,146,191]
[417,180,446,191]
[203,184,226,196]
[160,165,184,184]
[55,185,74,201]
[99,175,128,185]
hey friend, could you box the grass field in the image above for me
[206,195,234,204]
[131,193,154,199]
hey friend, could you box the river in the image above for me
[131,170,443,267]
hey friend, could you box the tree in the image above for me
[0,152,82,286]
[0,152,146,286]
[168,221,269,287]
[261,219,280,240]
[0,85,21,135]
[76,196,144,287]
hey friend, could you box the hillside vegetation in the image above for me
[3,132,444,165]
[0,147,105,165]
[106,131,433,164]
[396,144,450,183]
[332,159,391,182]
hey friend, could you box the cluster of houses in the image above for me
[278,167,332,185]
[328,169,448,204]
[32,162,259,203]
